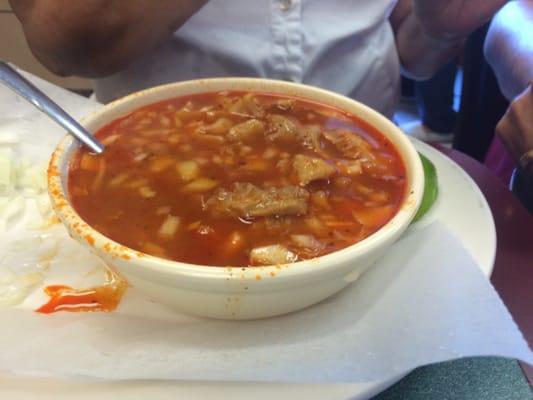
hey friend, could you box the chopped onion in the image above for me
[176,161,200,182]
[182,178,219,193]
[0,131,19,145]
[35,193,52,219]
[0,142,61,306]
[101,133,120,146]
[0,266,16,285]
[0,148,14,191]
[21,188,38,197]
[108,172,129,188]
[18,163,47,192]
[139,186,156,198]
[0,196,9,213]
[133,152,149,162]
[157,215,180,239]
[38,235,59,262]
[156,206,171,215]
[1,195,25,228]
[9,235,42,252]
[187,220,202,230]
[0,271,43,306]
[290,234,325,256]
[250,244,297,266]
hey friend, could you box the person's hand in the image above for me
[414,0,507,40]
[496,83,533,178]
[9,0,208,77]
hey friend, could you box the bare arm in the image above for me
[484,0,533,100]
[391,0,507,80]
[390,2,462,80]
[9,0,207,77]
[484,1,533,177]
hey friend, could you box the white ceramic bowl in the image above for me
[48,78,424,320]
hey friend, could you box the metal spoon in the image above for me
[0,61,104,154]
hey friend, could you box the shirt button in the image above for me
[279,0,292,12]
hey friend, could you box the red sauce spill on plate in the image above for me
[36,271,128,314]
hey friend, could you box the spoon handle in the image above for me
[0,61,104,154]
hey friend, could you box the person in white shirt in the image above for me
[485,0,533,211]
[11,0,506,119]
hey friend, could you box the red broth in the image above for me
[68,91,406,267]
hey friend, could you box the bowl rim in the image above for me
[48,77,424,281]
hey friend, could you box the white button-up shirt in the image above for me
[93,0,400,118]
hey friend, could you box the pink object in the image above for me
[484,136,515,185]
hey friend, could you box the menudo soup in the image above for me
[69,91,406,267]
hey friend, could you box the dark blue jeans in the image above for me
[414,62,458,134]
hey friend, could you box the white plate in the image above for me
[0,138,496,400]
[408,139,496,276]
